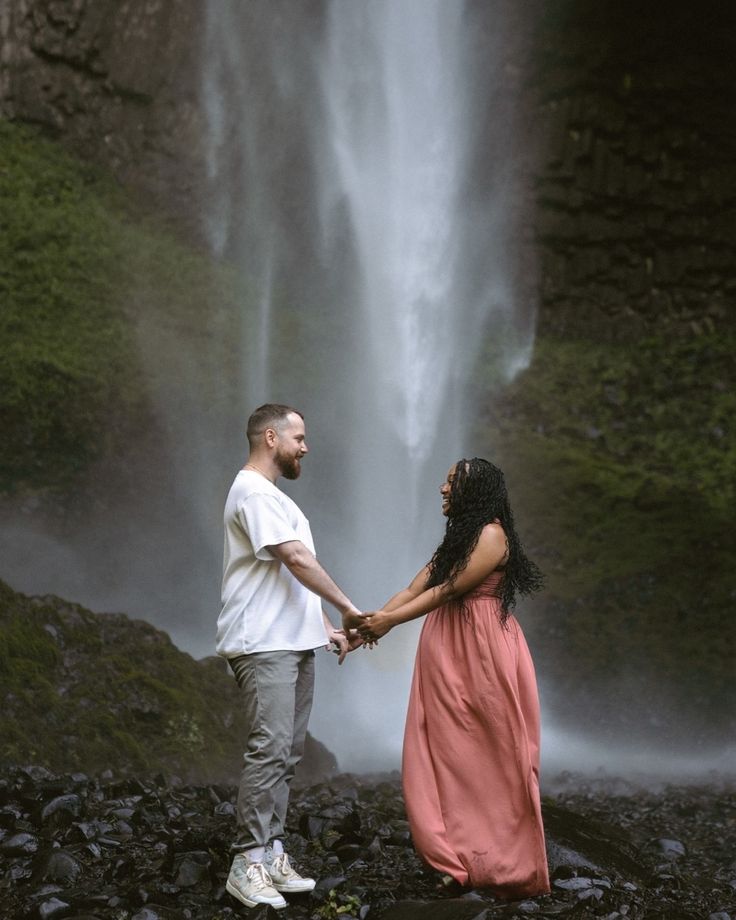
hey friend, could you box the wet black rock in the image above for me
[0,766,733,920]
[41,849,82,883]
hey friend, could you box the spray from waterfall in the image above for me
[200,0,536,770]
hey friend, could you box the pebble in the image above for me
[656,837,687,859]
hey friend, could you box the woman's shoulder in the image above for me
[475,521,508,562]
[479,519,506,541]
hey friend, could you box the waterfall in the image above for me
[202,0,535,770]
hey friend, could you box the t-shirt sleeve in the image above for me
[239,492,300,561]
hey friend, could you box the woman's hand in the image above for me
[357,610,393,643]
[342,609,365,630]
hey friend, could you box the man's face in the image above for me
[273,413,308,480]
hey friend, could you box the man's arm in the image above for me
[268,540,362,631]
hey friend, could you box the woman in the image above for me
[357,458,550,898]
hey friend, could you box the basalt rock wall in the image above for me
[525,1,736,339]
[0,0,205,232]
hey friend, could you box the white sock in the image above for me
[244,846,266,863]
[270,839,284,857]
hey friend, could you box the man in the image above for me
[216,403,362,910]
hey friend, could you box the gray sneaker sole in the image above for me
[226,879,287,910]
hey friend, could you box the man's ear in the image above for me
[264,427,278,448]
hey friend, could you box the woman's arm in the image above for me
[344,565,430,630]
[381,565,431,611]
[358,524,507,640]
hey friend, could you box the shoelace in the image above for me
[244,862,273,890]
[270,854,297,877]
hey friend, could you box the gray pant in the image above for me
[229,649,315,851]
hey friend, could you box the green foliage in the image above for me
[314,889,363,919]
[0,119,143,493]
[0,118,245,497]
[481,330,735,590]
[486,331,735,516]
[0,614,60,674]
[477,329,735,740]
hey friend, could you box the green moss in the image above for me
[0,579,248,778]
[0,118,245,498]
[477,329,735,739]
[483,331,734,594]
[0,614,60,675]
[0,120,141,492]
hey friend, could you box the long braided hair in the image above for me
[425,458,543,622]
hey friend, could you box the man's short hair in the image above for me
[246,403,304,447]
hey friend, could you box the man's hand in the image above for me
[325,625,363,664]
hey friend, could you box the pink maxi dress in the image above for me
[402,570,550,898]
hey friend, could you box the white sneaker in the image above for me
[264,852,316,893]
[226,855,287,910]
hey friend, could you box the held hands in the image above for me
[337,607,394,651]
[342,609,365,631]
[357,610,393,645]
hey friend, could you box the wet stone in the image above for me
[312,874,347,899]
[1,830,40,854]
[578,886,605,901]
[41,794,82,825]
[0,804,22,828]
[108,806,136,821]
[554,876,595,891]
[656,837,687,859]
[380,901,494,920]
[38,897,71,919]
[173,850,211,887]
[42,849,82,883]
[131,909,162,920]
[213,801,236,817]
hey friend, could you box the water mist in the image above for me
[202,0,534,770]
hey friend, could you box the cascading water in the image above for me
[202,0,536,769]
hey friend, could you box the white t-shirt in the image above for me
[215,470,328,656]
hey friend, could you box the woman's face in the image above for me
[439,464,457,516]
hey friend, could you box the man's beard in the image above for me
[275,451,301,480]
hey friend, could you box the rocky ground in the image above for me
[0,766,734,920]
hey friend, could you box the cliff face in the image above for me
[525,1,736,338]
[0,0,205,230]
[3,0,734,329]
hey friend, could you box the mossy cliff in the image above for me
[0,118,240,500]
[477,328,735,745]
[0,579,335,783]
[494,1,736,746]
